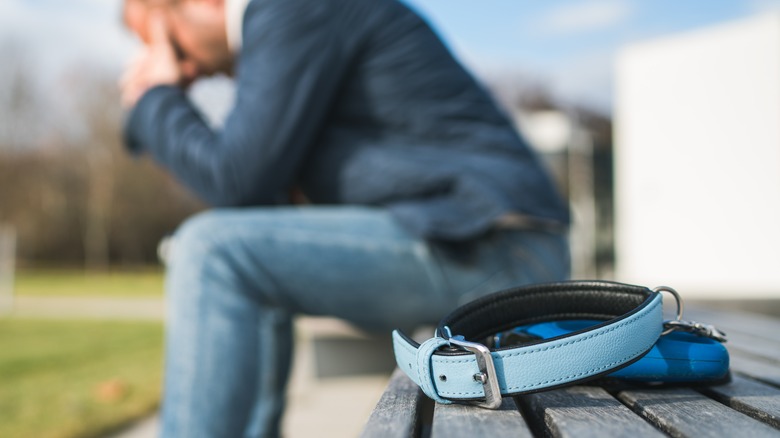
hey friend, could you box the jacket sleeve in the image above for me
[123,1,347,206]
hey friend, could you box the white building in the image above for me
[614,13,780,298]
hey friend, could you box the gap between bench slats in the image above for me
[712,330,780,365]
[517,385,664,438]
[699,374,780,429]
[730,354,780,388]
[361,368,428,438]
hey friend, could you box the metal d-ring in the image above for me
[655,286,684,336]
[655,285,728,342]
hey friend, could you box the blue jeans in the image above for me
[161,206,569,437]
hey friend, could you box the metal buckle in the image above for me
[655,286,728,342]
[448,335,503,409]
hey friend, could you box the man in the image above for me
[120,0,570,436]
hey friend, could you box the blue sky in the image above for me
[1,0,778,112]
[403,0,780,111]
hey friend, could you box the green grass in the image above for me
[0,318,164,438]
[13,268,164,297]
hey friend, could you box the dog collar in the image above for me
[392,281,664,408]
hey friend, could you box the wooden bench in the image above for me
[361,307,780,437]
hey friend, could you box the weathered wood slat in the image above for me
[361,368,426,438]
[699,374,780,429]
[719,333,780,364]
[431,397,532,437]
[726,340,780,365]
[687,308,780,338]
[730,353,780,388]
[518,386,664,438]
[687,308,780,343]
[618,387,780,437]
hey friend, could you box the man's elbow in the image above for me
[202,172,284,207]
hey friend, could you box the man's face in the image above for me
[126,0,234,81]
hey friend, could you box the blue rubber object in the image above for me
[499,320,730,383]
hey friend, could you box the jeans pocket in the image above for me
[430,230,570,310]
[453,266,519,307]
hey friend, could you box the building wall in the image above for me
[614,13,780,298]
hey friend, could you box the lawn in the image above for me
[0,318,164,438]
[13,268,165,297]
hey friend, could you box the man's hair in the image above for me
[126,0,178,5]
[122,0,180,31]
[123,0,180,11]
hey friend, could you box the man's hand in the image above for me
[120,14,182,108]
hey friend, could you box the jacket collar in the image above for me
[226,0,251,53]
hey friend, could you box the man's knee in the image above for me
[169,210,235,266]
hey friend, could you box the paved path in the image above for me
[11,296,165,320]
[109,415,159,438]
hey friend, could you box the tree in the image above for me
[0,51,204,267]
[0,42,45,153]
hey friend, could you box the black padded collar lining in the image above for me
[436,281,656,344]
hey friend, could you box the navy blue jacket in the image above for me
[125,0,569,240]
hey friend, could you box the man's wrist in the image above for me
[123,84,185,155]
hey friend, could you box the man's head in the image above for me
[123,0,233,80]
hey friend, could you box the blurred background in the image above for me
[1,0,779,436]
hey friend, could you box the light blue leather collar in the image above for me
[392,281,664,408]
